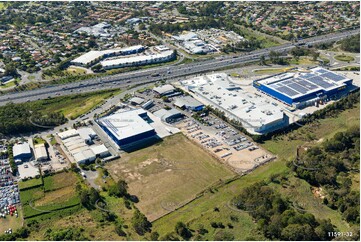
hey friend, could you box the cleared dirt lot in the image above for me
[105,133,235,221]
[176,118,274,173]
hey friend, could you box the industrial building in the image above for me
[57,127,110,164]
[78,127,97,144]
[58,129,79,140]
[100,50,175,70]
[129,97,145,106]
[34,144,48,162]
[174,96,205,111]
[90,144,110,158]
[71,45,145,67]
[172,32,218,54]
[97,109,157,147]
[153,84,177,97]
[253,67,353,108]
[180,73,286,134]
[75,22,112,37]
[154,108,184,123]
[141,100,155,110]
[13,143,32,162]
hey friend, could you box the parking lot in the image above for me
[176,115,274,174]
[0,157,20,227]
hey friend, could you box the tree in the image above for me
[150,231,159,241]
[214,230,235,241]
[115,224,126,237]
[281,224,317,241]
[175,222,192,240]
[108,179,128,197]
[131,209,152,235]
[259,55,266,65]
[4,63,17,76]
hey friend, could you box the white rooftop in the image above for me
[90,144,109,156]
[58,129,78,140]
[100,50,174,67]
[181,73,285,133]
[153,84,175,95]
[77,127,97,141]
[98,108,155,141]
[34,144,47,160]
[13,143,31,157]
[72,45,144,65]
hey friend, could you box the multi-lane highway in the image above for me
[0,28,359,106]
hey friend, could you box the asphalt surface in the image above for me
[0,28,358,106]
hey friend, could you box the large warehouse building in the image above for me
[180,73,286,134]
[13,143,32,162]
[253,67,353,108]
[57,128,110,164]
[100,50,175,70]
[97,109,157,147]
[71,45,145,67]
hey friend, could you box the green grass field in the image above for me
[66,67,87,76]
[105,133,235,222]
[289,56,318,65]
[20,171,81,221]
[152,102,360,240]
[254,67,293,75]
[25,89,121,120]
[0,80,16,89]
[334,54,355,62]
[18,178,43,190]
[333,66,360,71]
[43,172,79,191]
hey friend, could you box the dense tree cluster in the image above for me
[292,127,360,224]
[289,47,319,61]
[44,227,88,241]
[79,187,100,210]
[108,179,129,198]
[149,17,220,35]
[0,227,29,241]
[131,209,152,235]
[232,182,336,240]
[0,102,66,136]
[339,34,360,53]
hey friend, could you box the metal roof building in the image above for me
[153,108,184,123]
[180,73,286,134]
[34,144,48,162]
[58,129,79,140]
[253,67,353,108]
[78,127,97,144]
[13,143,32,161]
[153,84,176,96]
[174,96,205,111]
[100,50,175,70]
[90,144,111,158]
[129,97,145,105]
[71,45,145,67]
[97,108,157,146]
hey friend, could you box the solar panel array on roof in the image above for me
[308,76,334,89]
[302,73,316,79]
[288,83,308,94]
[103,119,118,133]
[277,86,299,96]
[321,72,345,82]
[296,79,318,90]
[281,80,293,85]
[316,69,328,74]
